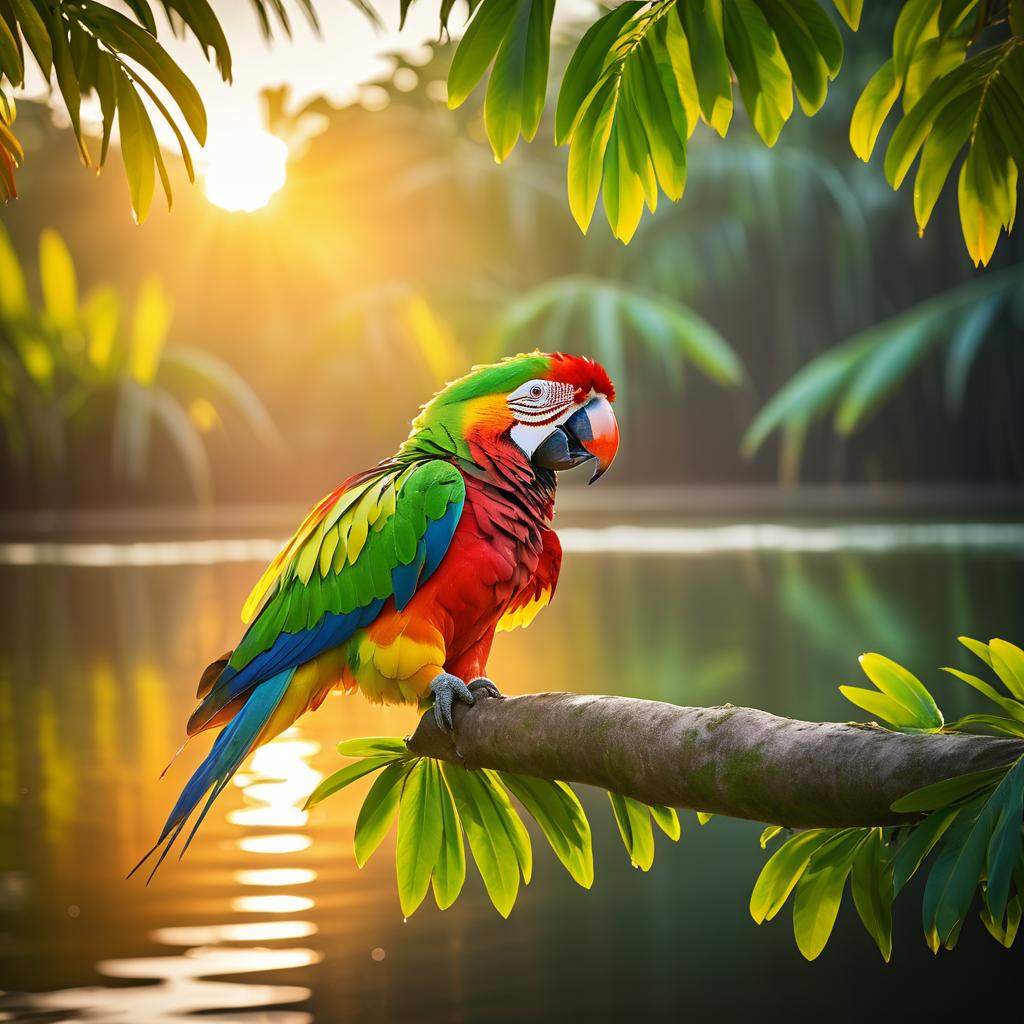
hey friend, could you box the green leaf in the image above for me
[498,771,594,888]
[923,762,1024,942]
[984,757,1024,920]
[891,763,1008,812]
[792,831,864,960]
[833,310,946,435]
[750,828,836,924]
[944,292,1006,410]
[851,829,893,961]
[114,66,155,224]
[650,804,681,840]
[754,0,832,116]
[661,5,701,136]
[946,714,1024,738]
[696,811,713,826]
[9,0,51,78]
[989,639,1024,700]
[82,285,120,369]
[831,0,862,30]
[481,769,532,883]
[47,8,87,164]
[484,0,554,160]
[904,34,968,111]
[441,762,522,917]
[601,114,647,242]
[338,736,410,757]
[741,335,876,457]
[38,228,78,332]
[74,2,207,144]
[724,0,793,147]
[447,0,517,109]
[850,59,901,161]
[0,11,24,85]
[607,792,655,870]
[628,38,688,199]
[838,686,925,730]
[912,89,976,233]
[567,74,617,233]
[554,1,643,145]
[432,764,466,910]
[304,754,398,809]
[855,653,943,730]
[0,219,28,317]
[892,805,960,895]
[129,276,171,384]
[678,0,732,135]
[760,825,783,848]
[396,758,445,917]
[893,0,941,83]
[354,760,412,868]
[957,107,1018,268]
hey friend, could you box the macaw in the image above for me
[135,352,618,877]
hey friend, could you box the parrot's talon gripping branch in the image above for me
[467,677,503,700]
[430,673,479,734]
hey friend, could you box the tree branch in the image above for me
[406,693,1024,828]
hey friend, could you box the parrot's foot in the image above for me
[429,674,503,733]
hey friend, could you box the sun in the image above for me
[202,127,288,213]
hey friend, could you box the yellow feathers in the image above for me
[497,585,553,633]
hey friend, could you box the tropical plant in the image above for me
[0,222,282,502]
[432,0,1024,264]
[309,634,1024,960]
[0,0,343,220]
[742,262,1024,475]
[5,2,1024,263]
[755,636,1024,958]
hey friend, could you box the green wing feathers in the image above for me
[229,461,466,674]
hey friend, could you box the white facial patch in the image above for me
[507,379,579,458]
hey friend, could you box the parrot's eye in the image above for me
[507,378,577,424]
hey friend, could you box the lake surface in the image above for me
[1,517,1022,1022]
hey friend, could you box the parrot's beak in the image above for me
[531,395,619,484]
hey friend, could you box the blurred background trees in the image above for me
[0,2,1022,507]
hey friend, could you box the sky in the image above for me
[34,1,597,152]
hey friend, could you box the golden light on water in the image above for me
[235,868,317,887]
[237,834,312,854]
[202,127,288,213]
[232,894,315,914]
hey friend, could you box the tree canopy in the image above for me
[1,1,1023,264]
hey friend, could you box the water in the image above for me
[1,518,1022,1022]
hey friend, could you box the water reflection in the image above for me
[1,523,1023,1022]
[3,718,326,1022]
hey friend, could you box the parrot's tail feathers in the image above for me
[159,737,189,779]
[130,668,294,883]
[197,651,233,699]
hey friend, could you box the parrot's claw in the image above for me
[467,677,503,700]
[429,674,503,733]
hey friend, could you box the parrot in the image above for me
[133,351,618,878]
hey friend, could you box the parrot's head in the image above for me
[403,352,619,484]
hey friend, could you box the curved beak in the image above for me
[531,395,619,484]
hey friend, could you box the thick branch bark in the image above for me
[407,693,1024,828]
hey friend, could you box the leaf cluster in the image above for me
[742,264,1024,469]
[0,0,326,220]
[751,634,1024,960]
[305,735,689,918]
[0,221,282,498]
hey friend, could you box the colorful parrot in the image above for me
[134,352,618,877]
